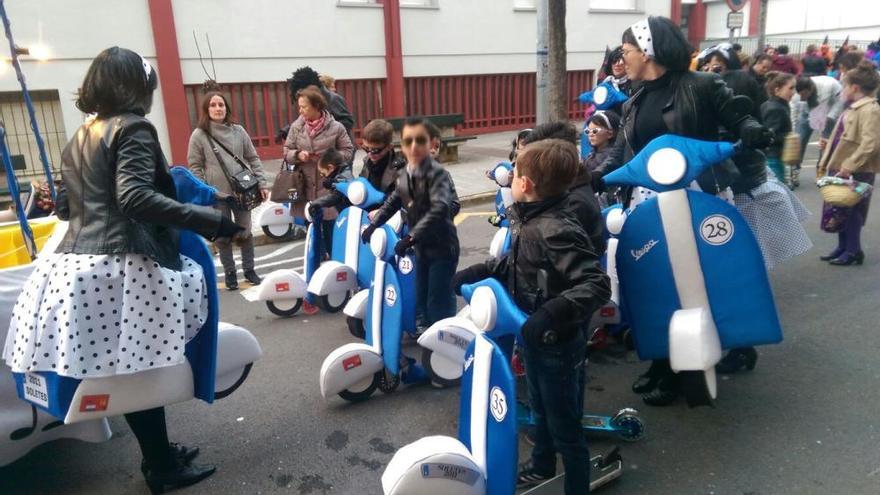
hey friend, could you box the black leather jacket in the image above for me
[373,157,459,259]
[485,196,610,341]
[760,96,792,160]
[603,71,765,194]
[361,150,405,196]
[56,113,222,270]
[567,166,605,254]
[722,69,769,194]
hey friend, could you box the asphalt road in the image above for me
[3,148,880,495]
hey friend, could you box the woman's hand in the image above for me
[260,188,270,202]
[297,150,310,162]
[835,169,852,179]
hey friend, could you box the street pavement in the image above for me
[3,143,880,494]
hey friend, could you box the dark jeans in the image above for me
[124,406,173,472]
[415,254,458,327]
[525,335,590,495]
[214,204,254,276]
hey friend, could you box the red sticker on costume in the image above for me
[343,355,362,371]
[275,283,290,292]
[80,394,110,412]
[336,272,348,282]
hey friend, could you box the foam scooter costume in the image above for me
[319,225,425,402]
[257,201,296,240]
[602,135,784,406]
[577,82,629,159]
[2,167,261,432]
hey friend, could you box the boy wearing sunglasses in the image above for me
[360,119,406,203]
[362,117,460,327]
[452,139,610,494]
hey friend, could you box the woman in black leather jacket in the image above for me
[2,47,241,493]
[603,17,780,407]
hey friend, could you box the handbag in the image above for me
[206,134,262,210]
[269,160,307,204]
[816,176,873,207]
[781,132,802,165]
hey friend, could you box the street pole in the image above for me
[536,0,549,125]
[756,0,768,53]
[547,0,567,122]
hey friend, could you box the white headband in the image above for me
[592,111,612,130]
[139,55,153,80]
[630,19,655,58]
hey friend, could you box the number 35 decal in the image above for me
[700,215,734,246]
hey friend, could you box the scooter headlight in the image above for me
[347,181,367,206]
[470,286,498,332]
[646,148,686,186]
[370,227,388,257]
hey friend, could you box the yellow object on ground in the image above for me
[0,218,59,269]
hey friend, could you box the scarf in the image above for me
[305,112,327,138]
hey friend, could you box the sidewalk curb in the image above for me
[251,190,496,247]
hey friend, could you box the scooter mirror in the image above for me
[470,286,498,332]
[593,85,608,105]
[646,148,687,185]
[493,163,513,187]
[370,227,388,257]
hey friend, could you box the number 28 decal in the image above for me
[700,215,734,246]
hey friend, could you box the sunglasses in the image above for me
[402,135,429,147]
[362,145,387,155]
[584,128,608,136]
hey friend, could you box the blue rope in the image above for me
[0,0,56,201]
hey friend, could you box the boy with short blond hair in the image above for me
[453,139,610,495]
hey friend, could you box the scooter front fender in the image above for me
[418,317,481,365]
[255,269,307,301]
[319,343,384,398]
[214,322,263,393]
[344,289,370,319]
[307,261,357,296]
[668,307,722,372]
[258,202,292,226]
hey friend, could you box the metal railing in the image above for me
[701,36,875,56]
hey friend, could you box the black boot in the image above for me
[225,271,238,291]
[632,359,671,394]
[715,347,758,374]
[243,270,262,285]
[141,443,200,477]
[642,373,680,407]
[143,456,216,495]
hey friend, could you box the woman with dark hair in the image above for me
[604,17,808,405]
[187,91,269,290]
[3,47,239,492]
[817,61,880,265]
[601,46,634,97]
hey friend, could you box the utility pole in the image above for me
[756,0,768,53]
[536,0,549,124]
[547,0,567,122]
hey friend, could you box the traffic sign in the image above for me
[725,0,747,12]
[727,11,744,29]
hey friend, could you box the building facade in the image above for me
[1,0,672,172]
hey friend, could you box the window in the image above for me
[400,0,438,7]
[337,0,381,7]
[590,0,640,11]
[0,90,66,181]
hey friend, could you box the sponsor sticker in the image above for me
[600,306,616,317]
[700,215,734,246]
[489,386,508,422]
[23,373,48,408]
[336,272,348,282]
[80,394,110,412]
[438,330,470,351]
[420,463,481,485]
[274,208,284,215]
[275,282,290,293]
[343,355,362,371]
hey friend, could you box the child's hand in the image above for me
[394,235,415,256]
[522,307,555,347]
[361,224,377,244]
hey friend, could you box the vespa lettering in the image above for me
[631,239,659,261]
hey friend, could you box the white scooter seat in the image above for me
[382,435,486,495]
[319,343,384,398]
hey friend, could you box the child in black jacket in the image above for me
[453,139,610,495]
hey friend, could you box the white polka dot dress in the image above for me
[2,253,208,379]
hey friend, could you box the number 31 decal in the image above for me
[700,215,734,246]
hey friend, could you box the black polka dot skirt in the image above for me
[2,253,208,379]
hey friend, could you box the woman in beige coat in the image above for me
[283,85,354,241]
[188,91,269,289]
[817,61,880,266]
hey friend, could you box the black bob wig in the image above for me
[76,46,158,117]
[622,16,693,73]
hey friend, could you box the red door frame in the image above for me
[147,0,190,165]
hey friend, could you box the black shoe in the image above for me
[243,270,262,285]
[642,375,680,407]
[829,251,865,266]
[716,347,758,374]
[144,458,215,495]
[516,461,554,488]
[820,248,844,261]
[141,443,200,477]
[224,272,238,291]
[631,360,670,394]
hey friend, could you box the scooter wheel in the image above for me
[316,291,350,313]
[214,363,253,400]
[421,348,462,389]
[611,410,645,442]
[378,369,401,394]
[266,298,302,317]
[262,223,293,240]
[347,316,365,339]
[681,370,715,408]
[338,371,381,402]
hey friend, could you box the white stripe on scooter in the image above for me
[371,260,385,355]
[469,335,492,477]
[214,241,304,267]
[657,190,710,309]
[346,208,362,271]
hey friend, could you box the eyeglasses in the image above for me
[621,48,641,57]
[584,128,608,136]
[362,145,387,155]
[402,135,429,147]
